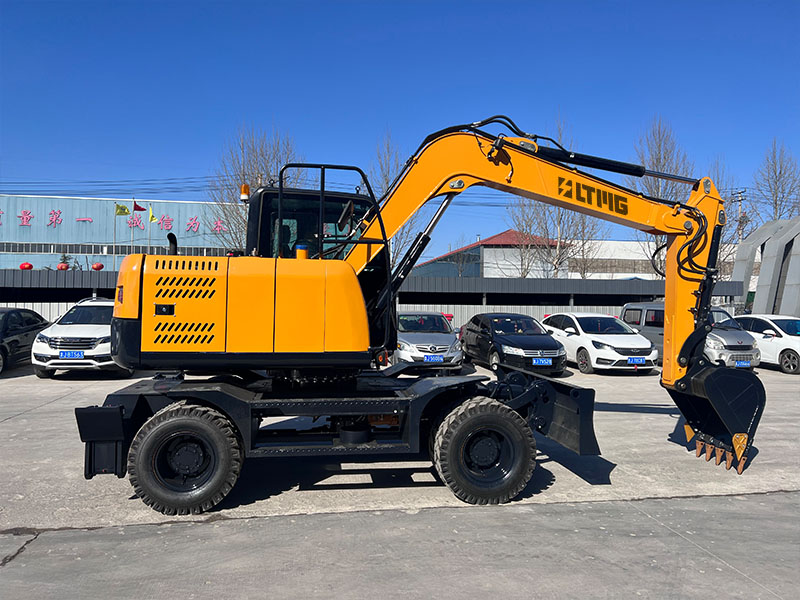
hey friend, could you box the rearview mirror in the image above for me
[631,327,639,333]
[564,327,577,335]
[763,329,777,338]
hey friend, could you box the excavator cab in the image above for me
[242,165,397,355]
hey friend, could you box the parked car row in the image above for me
[392,307,800,378]
[0,297,133,378]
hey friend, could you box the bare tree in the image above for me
[625,116,695,278]
[438,234,479,277]
[506,116,605,278]
[706,157,756,280]
[369,131,424,268]
[752,138,800,224]
[208,125,305,249]
[570,213,610,278]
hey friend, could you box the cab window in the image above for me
[747,318,772,334]
[622,309,642,326]
[645,309,664,328]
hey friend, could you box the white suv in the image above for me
[31,297,133,378]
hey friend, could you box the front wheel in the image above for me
[489,350,501,371]
[577,348,594,374]
[34,366,55,379]
[128,401,243,515]
[432,397,536,505]
[780,350,800,374]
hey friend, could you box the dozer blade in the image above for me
[668,366,765,473]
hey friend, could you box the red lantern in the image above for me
[20,262,33,270]
[91,263,104,271]
[57,263,69,271]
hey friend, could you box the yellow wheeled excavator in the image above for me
[76,116,766,515]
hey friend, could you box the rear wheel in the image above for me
[34,366,55,379]
[780,350,800,374]
[128,401,242,515]
[577,348,594,374]
[432,397,536,505]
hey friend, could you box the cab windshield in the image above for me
[578,316,634,335]
[58,305,113,325]
[398,314,452,333]
[491,317,545,335]
[773,318,800,336]
[709,310,741,329]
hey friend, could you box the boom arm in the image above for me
[345,117,765,471]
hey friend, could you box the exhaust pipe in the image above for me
[167,233,178,256]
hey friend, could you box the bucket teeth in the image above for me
[695,440,705,457]
[715,447,724,466]
[705,444,714,461]
[725,451,734,470]
[736,456,748,475]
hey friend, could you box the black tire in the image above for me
[577,348,594,374]
[432,397,536,505]
[780,349,800,374]
[461,342,472,363]
[128,401,242,516]
[489,350,501,371]
[34,366,55,379]
[0,349,7,376]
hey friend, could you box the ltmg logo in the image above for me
[557,177,629,216]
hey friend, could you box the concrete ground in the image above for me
[1,362,798,598]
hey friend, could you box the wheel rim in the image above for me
[782,352,799,373]
[460,427,515,486]
[152,431,218,493]
[578,351,589,371]
[490,352,499,370]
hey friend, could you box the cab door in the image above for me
[748,317,779,363]
[559,315,582,361]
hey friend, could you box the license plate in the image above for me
[532,358,553,366]
[59,350,84,359]
[424,355,444,362]
[735,360,751,368]
[627,357,646,365]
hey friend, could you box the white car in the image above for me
[542,312,658,374]
[734,314,800,374]
[31,297,133,378]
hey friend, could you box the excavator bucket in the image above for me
[667,366,766,473]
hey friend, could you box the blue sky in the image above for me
[1,0,798,259]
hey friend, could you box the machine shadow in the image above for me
[214,452,559,511]
[534,435,616,485]
[667,414,759,471]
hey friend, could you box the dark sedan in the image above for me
[0,307,49,375]
[461,312,567,376]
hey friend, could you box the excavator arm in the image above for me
[345,116,766,473]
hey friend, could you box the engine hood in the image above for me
[495,334,562,350]
[586,333,652,348]
[708,327,755,346]
[397,332,457,347]
[40,323,110,339]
